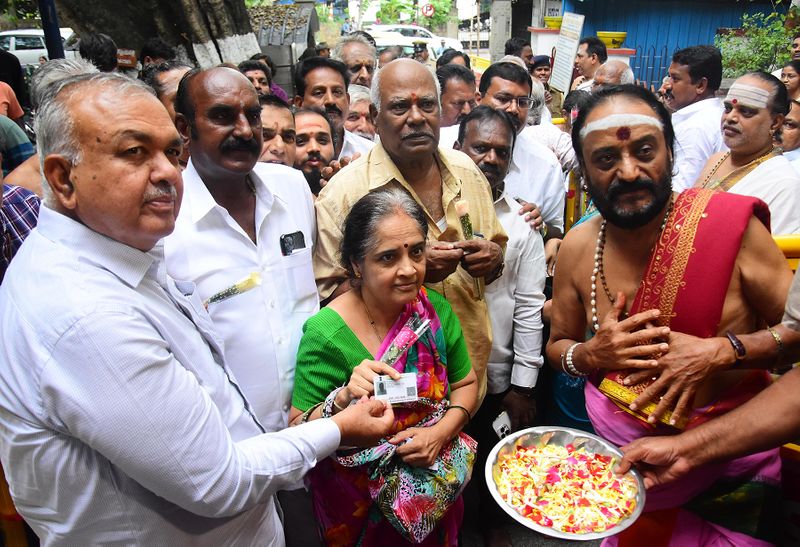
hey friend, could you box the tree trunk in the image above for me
[54,0,260,68]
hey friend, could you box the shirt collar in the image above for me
[35,206,156,288]
[365,142,462,197]
[672,97,721,121]
[182,159,278,224]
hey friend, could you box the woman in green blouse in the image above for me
[290,187,477,546]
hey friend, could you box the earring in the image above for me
[354,271,361,279]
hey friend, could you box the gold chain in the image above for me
[700,147,778,190]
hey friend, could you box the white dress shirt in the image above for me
[520,122,579,174]
[440,124,566,230]
[339,128,375,160]
[485,194,547,394]
[671,97,727,191]
[165,161,318,432]
[728,154,800,235]
[0,207,340,546]
[504,129,566,231]
[785,147,800,175]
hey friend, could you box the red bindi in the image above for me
[616,126,631,140]
[404,243,409,248]
[731,98,738,104]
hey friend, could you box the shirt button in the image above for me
[269,301,275,308]
[283,404,290,412]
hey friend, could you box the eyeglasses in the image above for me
[493,94,533,109]
[347,63,375,74]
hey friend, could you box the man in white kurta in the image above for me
[727,155,800,235]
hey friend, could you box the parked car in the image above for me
[372,32,438,62]
[366,24,462,56]
[0,28,77,67]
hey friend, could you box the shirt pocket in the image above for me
[281,248,318,312]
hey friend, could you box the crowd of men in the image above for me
[1,22,800,547]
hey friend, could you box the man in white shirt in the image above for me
[436,63,478,128]
[697,72,800,235]
[0,71,392,546]
[663,46,728,191]
[293,56,374,161]
[170,66,318,432]
[477,61,566,233]
[571,37,607,91]
[454,105,546,545]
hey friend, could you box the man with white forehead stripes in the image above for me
[578,113,664,140]
[549,84,792,545]
[695,71,800,235]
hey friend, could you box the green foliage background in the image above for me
[715,6,796,77]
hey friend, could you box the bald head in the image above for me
[593,61,635,90]
[373,59,441,160]
[371,58,441,114]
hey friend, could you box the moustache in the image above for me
[478,163,501,179]
[401,131,435,141]
[302,151,325,168]
[143,184,177,202]
[220,136,260,154]
[606,178,657,201]
[325,105,343,118]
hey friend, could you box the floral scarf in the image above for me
[306,287,462,546]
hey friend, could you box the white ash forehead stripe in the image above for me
[579,114,663,140]
[725,83,770,109]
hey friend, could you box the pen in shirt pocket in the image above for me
[203,272,261,309]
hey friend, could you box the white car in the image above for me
[0,28,77,67]
[372,32,438,62]
[366,24,462,56]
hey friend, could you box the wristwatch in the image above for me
[725,330,746,366]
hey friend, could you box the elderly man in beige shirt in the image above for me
[313,59,507,400]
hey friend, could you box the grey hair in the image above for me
[528,77,546,125]
[370,59,441,114]
[332,34,377,65]
[348,83,371,105]
[339,186,428,281]
[30,58,98,109]
[620,66,635,85]
[37,72,155,207]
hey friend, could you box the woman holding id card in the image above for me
[290,188,478,546]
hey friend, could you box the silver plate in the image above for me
[485,426,646,541]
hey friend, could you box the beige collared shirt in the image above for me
[313,142,508,399]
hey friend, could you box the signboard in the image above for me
[421,3,435,17]
[549,12,585,94]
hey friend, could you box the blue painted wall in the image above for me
[561,0,782,82]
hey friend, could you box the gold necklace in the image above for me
[700,147,778,190]
[360,293,383,343]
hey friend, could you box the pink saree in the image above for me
[307,288,464,546]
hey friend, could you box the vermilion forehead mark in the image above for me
[616,126,631,140]
[404,243,409,248]
[732,98,738,104]
[411,92,418,101]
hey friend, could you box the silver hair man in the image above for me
[30,58,99,110]
[333,34,377,88]
[36,73,155,205]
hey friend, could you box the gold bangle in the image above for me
[767,326,784,354]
